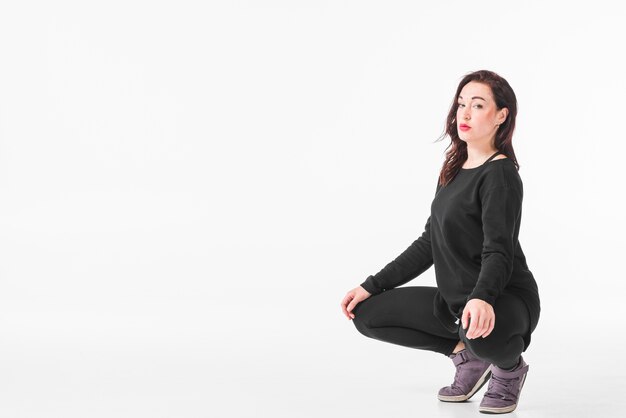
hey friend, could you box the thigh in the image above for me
[492,292,530,338]
[352,286,458,340]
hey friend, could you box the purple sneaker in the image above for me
[438,349,492,402]
[479,356,529,414]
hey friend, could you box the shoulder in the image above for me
[480,158,522,192]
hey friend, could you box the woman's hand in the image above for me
[341,286,372,320]
[461,298,495,339]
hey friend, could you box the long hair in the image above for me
[435,70,519,187]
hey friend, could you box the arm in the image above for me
[466,183,522,306]
[359,215,434,295]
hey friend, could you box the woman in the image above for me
[340,70,540,415]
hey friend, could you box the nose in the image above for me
[462,107,471,120]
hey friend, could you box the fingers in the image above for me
[462,299,496,339]
[463,311,486,339]
[466,311,495,339]
[346,298,358,319]
[461,307,470,330]
[466,313,477,339]
[341,286,373,320]
[479,308,495,338]
[476,315,489,339]
[468,315,486,339]
[482,315,495,338]
[341,293,357,320]
[340,294,353,319]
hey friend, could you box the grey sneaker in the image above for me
[479,356,529,414]
[438,349,492,402]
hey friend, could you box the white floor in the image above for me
[1,301,624,418]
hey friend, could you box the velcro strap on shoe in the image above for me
[452,350,470,366]
[492,363,529,379]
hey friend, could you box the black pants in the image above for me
[351,286,530,369]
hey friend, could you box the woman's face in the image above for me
[456,81,508,146]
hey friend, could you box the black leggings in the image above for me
[351,286,530,369]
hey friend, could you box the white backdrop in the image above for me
[1,1,624,417]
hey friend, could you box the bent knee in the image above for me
[464,335,506,358]
[465,334,524,363]
[351,313,372,337]
[351,303,379,338]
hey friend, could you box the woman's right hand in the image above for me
[340,286,372,320]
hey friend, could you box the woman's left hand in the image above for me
[461,298,495,339]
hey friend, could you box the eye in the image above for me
[457,103,465,108]
[474,104,483,109]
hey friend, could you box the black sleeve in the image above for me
[466,182,522,306]
[360,215,434,295]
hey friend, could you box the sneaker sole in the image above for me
[437,368,492,402]
[478,370,527,414]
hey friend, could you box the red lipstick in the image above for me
[459,124,471,131]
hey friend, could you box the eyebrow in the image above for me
[458,95,487,101]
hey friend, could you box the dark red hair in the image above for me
[435,70,520,186]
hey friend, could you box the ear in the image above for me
[497,107,509,125]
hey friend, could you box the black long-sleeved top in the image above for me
[360,152,540,351]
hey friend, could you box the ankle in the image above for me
[452,341,465,354]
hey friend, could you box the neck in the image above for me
[466,143,498,163]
